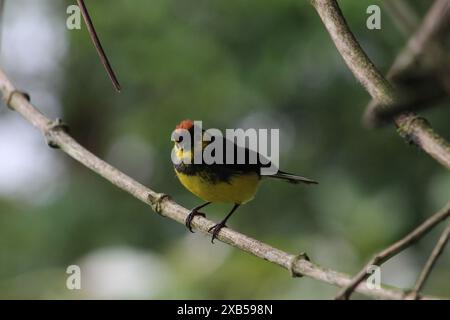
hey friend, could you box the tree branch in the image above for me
[310,0,450,299]
[364,0,450,128]
[334,202,450,300]
[408,223,450,299]
[383,0,419,36]
[0,67,439,300]
[311,0,450,170]
[364,86,449,128]
[311,0,450,299]
[76,0,121,92]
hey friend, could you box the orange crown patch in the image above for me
[176,119,194,130]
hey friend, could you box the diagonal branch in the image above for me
[383,0,419,36]
[76,0,121,92]
[334,202,450,300]
[364,0,450,128]
[311,0,450,169]
[0,67,439,300]
[407,222,450,299]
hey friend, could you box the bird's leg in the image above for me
[185,201,211,233]
[208,203,240,243]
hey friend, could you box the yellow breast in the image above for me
[175,170,261,204]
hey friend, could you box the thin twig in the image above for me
[407,223,450,299]
[334,202,450,300]
[311,0,450,169]
[0,68,439,300]
[76,0,121,92]
[383,0,419,36]
[364,0,450,128]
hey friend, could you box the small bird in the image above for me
[172,119,318,242]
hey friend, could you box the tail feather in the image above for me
[268,171,318,185]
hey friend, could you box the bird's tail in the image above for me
[268,171,318,185]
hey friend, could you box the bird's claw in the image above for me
[185,210,206,233]
[208,222,227,243]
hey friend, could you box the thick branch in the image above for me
[311,0,396,104]
[0,68,437,300]
[311,0,450,170]
[364,87,448,127]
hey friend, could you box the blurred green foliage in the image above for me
[0,0,449,299]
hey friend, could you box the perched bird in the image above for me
[172,119,317,242]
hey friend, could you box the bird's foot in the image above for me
[208,222,227,243]
[185,209,206,233]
